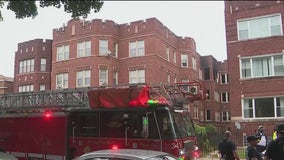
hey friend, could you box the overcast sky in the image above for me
[0,1,226,78]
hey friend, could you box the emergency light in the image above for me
[43,111,53,118]
[111,144,119,150]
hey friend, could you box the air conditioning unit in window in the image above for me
[57,84,62,89]
[99,82,107,86]
[190,86,198,95]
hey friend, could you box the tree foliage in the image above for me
[0,0,104,21]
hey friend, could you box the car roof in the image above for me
[79,149,176,160]
[0,152,18,160]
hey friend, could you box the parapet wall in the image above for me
[53,17,197,51]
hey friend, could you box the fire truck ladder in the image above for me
[149,81,205,106]
[0,87,90,112]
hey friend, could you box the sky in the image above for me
[0,1,226,78]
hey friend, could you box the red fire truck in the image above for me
[0,82,205,160]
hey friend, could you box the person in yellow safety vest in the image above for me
[272,130,277,141]
[272,126,278,141]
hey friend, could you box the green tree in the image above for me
[195,124,217,156]
[0,0,104,21]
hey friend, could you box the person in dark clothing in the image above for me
[246,135,263,160]
[255,125,267,153]
[264,123,284,160]
[218,130,240,160]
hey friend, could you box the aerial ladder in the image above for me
[0,81,205,113]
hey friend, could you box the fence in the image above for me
[196,127,272,159]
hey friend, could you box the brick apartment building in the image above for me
[51,17,205,117]
[0,75,13,94]
[225,0,284,145]
[51,18,201,89]
[14,39,52,92]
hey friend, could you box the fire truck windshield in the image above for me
[172,111,196,137]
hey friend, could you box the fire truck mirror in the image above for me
[142,116,149,139]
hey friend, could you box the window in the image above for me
[222,92,230,103]
[199,69,203,80]
[57,45,69,61]
[181,54,188,67]
[19,59,34,73]
[192,57,197,70]
[243,97,284,118]
[77,70,90,87]
[166,47,170,61]
[40,58,46,71]
[237,14,282,40]
[206,110,211,121]
[193,105,198,119]
[222,111,230,121]
[167,73,170,83]
[215,112,220,121]
[99,68,108,86]
[99,40,108,56]
[77,41,91,57]
[204,67,210,80]
[181,79,189,92]
[221,73,229,84]
[40,84,46,91]
[18,84,34,92]
[114,43,118,58]
[129,40,144,57]
[56,73,68,89]
[113,71,118,85]
[240,54,284,79]
[173,51,176,63]
[129,69,145,84]
[206,89,210,100]
[214,91,220,102]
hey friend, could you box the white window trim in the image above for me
[181,54,188,68]
[240,53,284,79]
[237,13,282,40]
[129,40,145,57]
[99,68,108,86]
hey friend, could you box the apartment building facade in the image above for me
[14,39,52,92]
[51,18,202,89]
[225,0,284,145]
[0,75,13,94]
[51,17,205,118]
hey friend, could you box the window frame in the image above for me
[99,40,108,56]
[237,14,282,40]
[129,40,145,57]
[76,70,91,87]
[57,45,69,61]
[129,69,145,84]
[56,73,68,89]
[99,68,108,86]
[77,41,91,58]
[240,54,284,79]
[181,54,188,68]
[242,96,284,119]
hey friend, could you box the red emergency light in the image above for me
[43,111,53,118]
[111,144,119,150]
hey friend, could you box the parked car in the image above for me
[78,149,178,160]
[0,151,17,160]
